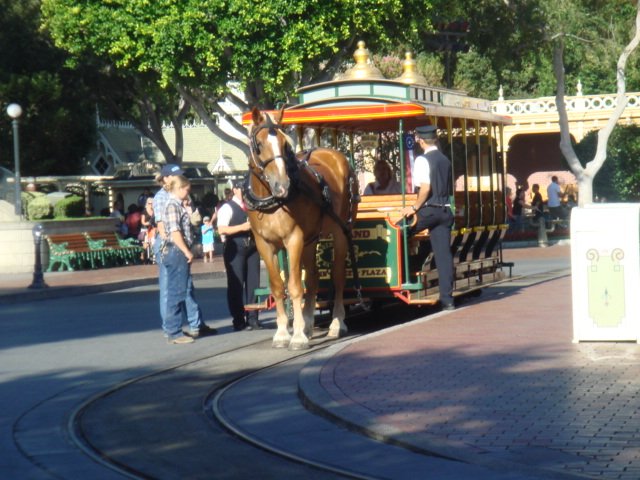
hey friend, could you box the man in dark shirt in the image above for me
[531,184,544,219]
[217,182,261,331]
[400,125,455,311]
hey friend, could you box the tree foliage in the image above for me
[17,0,640,185]
[553,0,640,205]
[432,0,640,99]
[0,0,95,175]
[41,0,436,160]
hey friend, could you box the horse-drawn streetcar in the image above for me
[242,42,512,349]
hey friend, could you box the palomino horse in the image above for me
[245,107,358,350]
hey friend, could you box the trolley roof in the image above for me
[242,43,511,132]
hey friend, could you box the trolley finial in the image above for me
[395,52,428,86]
[342,41,384,80]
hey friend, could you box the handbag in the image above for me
[190,209,202,226]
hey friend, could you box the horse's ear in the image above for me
[274,105,286,124]
[251,106,263,126]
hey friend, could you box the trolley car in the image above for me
[242,42,512,310]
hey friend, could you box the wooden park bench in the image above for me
[45,231,144,272]
[44,233,96,272]
[84,231,143,267]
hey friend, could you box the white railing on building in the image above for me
[493,89,640,116]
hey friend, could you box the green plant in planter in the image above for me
[28,196,53,220]
[21,191,46,218]
[53,195,85,218]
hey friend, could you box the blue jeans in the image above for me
[155,239,202,335]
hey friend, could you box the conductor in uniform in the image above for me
[400,125,455,311]
[217,181,261,331]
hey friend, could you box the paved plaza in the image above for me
[2,243,639,479]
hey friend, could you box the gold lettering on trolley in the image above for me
[351,224,390,242]
[319,267,391,281]
[316,242,333,270]
[354,245,382,260]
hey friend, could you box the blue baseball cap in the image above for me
[160,164,184,176]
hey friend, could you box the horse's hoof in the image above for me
[272,339,289,349]
[327,328,347,338]
[288,341,310,351]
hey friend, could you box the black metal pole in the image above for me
[28,223,49,289]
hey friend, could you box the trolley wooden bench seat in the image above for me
[354,194,510,305]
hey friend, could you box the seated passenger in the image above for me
[363,160,402,195]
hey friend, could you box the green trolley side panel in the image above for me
[317,218,403,291]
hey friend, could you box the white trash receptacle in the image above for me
[571,204,640,343]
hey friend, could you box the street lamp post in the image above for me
[427,21,470,89]
[6,103,23,217]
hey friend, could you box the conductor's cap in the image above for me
[415,125,438,140]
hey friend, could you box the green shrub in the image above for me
[28,196,53,220]
[53,195,85,218]
[21,191,45,218]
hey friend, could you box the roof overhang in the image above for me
[242,98,512,133]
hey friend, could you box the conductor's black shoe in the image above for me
[188,324,218,338]
[441,302,455,311]
[233,323,247,332]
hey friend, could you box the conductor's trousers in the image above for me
[414,205,455,306]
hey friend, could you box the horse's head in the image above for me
[249,107,292,199]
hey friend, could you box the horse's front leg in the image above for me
[328,231,348,338]
[255,237,290,348]
[285,233,308,350]
[301,241,320,339]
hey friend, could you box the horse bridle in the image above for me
[244,117,299,210]
[249,115,288,172]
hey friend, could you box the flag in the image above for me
[403,133,416,193]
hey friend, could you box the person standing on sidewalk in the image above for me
[161,175,216,343]
[531,183,544,220]
[547,175,564,220]
[153,164,216,340]
[400,125,455,311]
[216,181,261,331]
[201,216,215,263]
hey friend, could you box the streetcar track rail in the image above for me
[26,267,570,479]
[67,334,361,479]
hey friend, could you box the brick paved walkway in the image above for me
[316,274,640,479]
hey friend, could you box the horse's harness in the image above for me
[245,121,364,306]
[244,121,301,211]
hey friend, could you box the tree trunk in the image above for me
[176,85,250,156]
[553,2,640,206]
[577,175,593,205]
